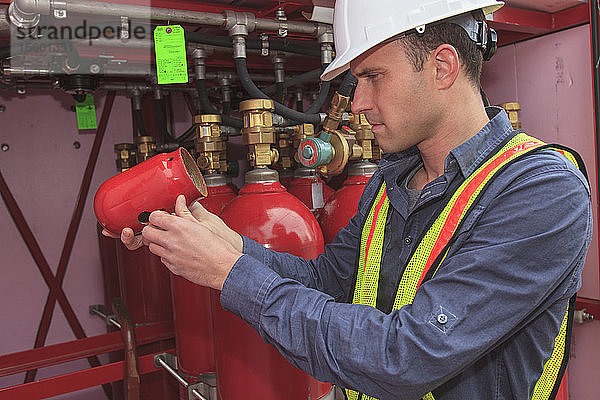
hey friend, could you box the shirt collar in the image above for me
[449,107,515,177]
[379,106,515,178]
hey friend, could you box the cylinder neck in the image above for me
[348,161,378,177]
[203,172,227,188]
[244,167,280,184]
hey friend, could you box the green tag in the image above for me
[154,25,189,84]
[75,94,97,130]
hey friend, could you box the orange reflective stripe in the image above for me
[415,139,544,289]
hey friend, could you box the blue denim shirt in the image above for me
[220,107,592,400]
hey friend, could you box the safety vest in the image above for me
[346,132,586,400]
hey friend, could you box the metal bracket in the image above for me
[275,8,288,38]
[154,353,208,400]
[89,304,122,329]
[260,33,270,56]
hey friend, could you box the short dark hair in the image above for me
[396,10,485,87]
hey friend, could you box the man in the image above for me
[109,0,592,398]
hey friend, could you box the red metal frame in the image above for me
[491,4,590,46]
[0,348,175,399]
[0,321,173,378]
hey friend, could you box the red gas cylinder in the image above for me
[287,167,335,214]
[94,148,207,234]
[278,168,295,188]
[216,168,333,400]
[171,173,236,399]
[318,162,378,244]
[117,243,178,400]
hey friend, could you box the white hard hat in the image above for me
[321,0,504,81]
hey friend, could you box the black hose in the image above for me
[222,101,231,115]
[275,82,285,104]
[186,32,320,58]
[235,58,322,124]
[305,80,332,114]
[195,79,243,129]
[134,109,147,137]
[154,98,174,141]
[263,67,323,95]
[176,125,196,143]
[337,71,358,98]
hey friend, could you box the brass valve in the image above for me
[322,92,351,135]
[114,143,137,172]
[276,131,294,170]
[134,136,156,162]
[498,102,522,130]
[194,114,228,174]
[349,113,375,161]
[240,99,279,168]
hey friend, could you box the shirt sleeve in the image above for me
[221,154,592,400]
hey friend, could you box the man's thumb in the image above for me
[175,195,195,221]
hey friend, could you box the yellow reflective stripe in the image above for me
[354,184,390,307]
[550,147,580,169]
[346,389,360,400]
[392,133,544,310]
[531,304,570,400]
[422,393,436,400]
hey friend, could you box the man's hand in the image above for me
[102,227,144,251]
[188,201,243,253]
[141,195,243,290]
[101,197,242,254]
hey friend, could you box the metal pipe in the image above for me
[154,353,208,400]
[89,304,122,329]
[113,298,140,400]
[9,0,328,35]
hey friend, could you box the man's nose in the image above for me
[351,82,371,115]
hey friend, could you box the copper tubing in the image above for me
[113,298,141,400]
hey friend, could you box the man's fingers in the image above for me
[189,201,210,221]
[102,229,119,239]
[142,224,170,248]
[121,228,143,250]
[148,209,175,230]
[175,195,197,222]
[148,242,169,259]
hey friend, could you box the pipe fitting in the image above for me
[130,90,143,111]
[224,10,256,34]
[8,2,40,29]
[272,53,286,84]
[318,30,335,65]
[191,48,207,80]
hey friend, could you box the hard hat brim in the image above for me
[320,2,504,82]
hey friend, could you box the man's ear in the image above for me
[431,44,460,90]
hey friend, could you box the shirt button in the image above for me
[437,313,448,324]
[404,236,413,245]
